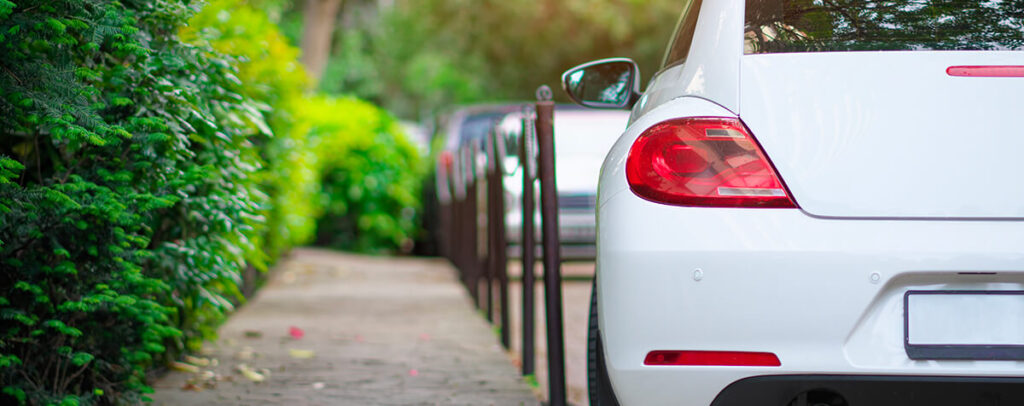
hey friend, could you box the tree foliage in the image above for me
[185,0,422,256]
[308,0,683,119]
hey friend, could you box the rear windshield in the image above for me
[745,0,1024,54]
[458,113,505,145]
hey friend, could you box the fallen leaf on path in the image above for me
[288,326,304,339]
[235,364,265,383]
[181,383,203,392]
[169,361,199,373]
[288,349,315,359]
[183,355,211,367]
[244,330,263,339]
[185,370,219,390]
[235,346,255,360]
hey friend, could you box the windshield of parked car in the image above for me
[458,112,506,146]
[745,0,1024,54]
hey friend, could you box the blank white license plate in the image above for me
[906,291,1024,346]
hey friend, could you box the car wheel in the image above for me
[587,279,620,406]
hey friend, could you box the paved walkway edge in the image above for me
[151,248,540,405]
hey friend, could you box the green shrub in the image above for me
[187,0,423,256]
[0,0,421,404]
[299,96,422,253]
[181,0,312,261]
[0,0,266,403]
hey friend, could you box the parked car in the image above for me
[567,1,1024,405]
[496,107,630,260]
[432,104,521,257]
[434,105,521,205]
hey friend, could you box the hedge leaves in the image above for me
[0,0,421,404]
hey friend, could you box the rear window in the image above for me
[745,0,1024,54]
[662,0,704,68]
[458,113,504,145]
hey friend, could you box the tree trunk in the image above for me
[301,0,344,82]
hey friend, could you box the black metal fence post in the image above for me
[535,85,566,406]
[519,105,537,377]
[487,128,511,349]
[463,144,482,306]
[475,138,494,322]
[450,150,465,279]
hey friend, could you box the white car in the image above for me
[496,107,630,260]
[564,0,1024,405]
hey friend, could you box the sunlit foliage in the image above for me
[0,0,420,403]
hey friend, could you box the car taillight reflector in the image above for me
[644,350,781,367]
[440,151,454,171]
[626,117,796,208]
[947,66,1024,77]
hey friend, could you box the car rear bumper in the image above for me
[710,374,1024,406]
[597,192,1024,405]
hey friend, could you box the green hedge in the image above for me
[0,0,421,404]
[184,0,422,257]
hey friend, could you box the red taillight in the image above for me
[439,151,454,171]
[644,350,781,367]
[625,117,796,208]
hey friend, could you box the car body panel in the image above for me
[631,0,743,122]
[592,0,1024,404]
[740,51,1024,219]
[597,191,1024,405]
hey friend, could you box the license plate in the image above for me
[904,290,1024,360]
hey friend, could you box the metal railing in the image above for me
[439,86,568,406]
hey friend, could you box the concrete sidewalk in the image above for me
[151,248,539,405]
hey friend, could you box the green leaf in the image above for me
[70,352,94,367]
[59,395,80,406]
[0,0,15,20]
[0,354,22,369]
[2,386,25,404]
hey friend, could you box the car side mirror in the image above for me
[561,57,641,109]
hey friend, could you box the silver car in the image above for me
[497,107,629,260]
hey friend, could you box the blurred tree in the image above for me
[300,0,343,80]
[299,0,683,119]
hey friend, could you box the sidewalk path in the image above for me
[151,248,540,405]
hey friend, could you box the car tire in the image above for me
[588,279,621,406]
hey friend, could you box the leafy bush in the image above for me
[181,0,312,261]
[0,0,266,403]
[299,96,421,253]
[187,0,422,256]
[0,0,420,404]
